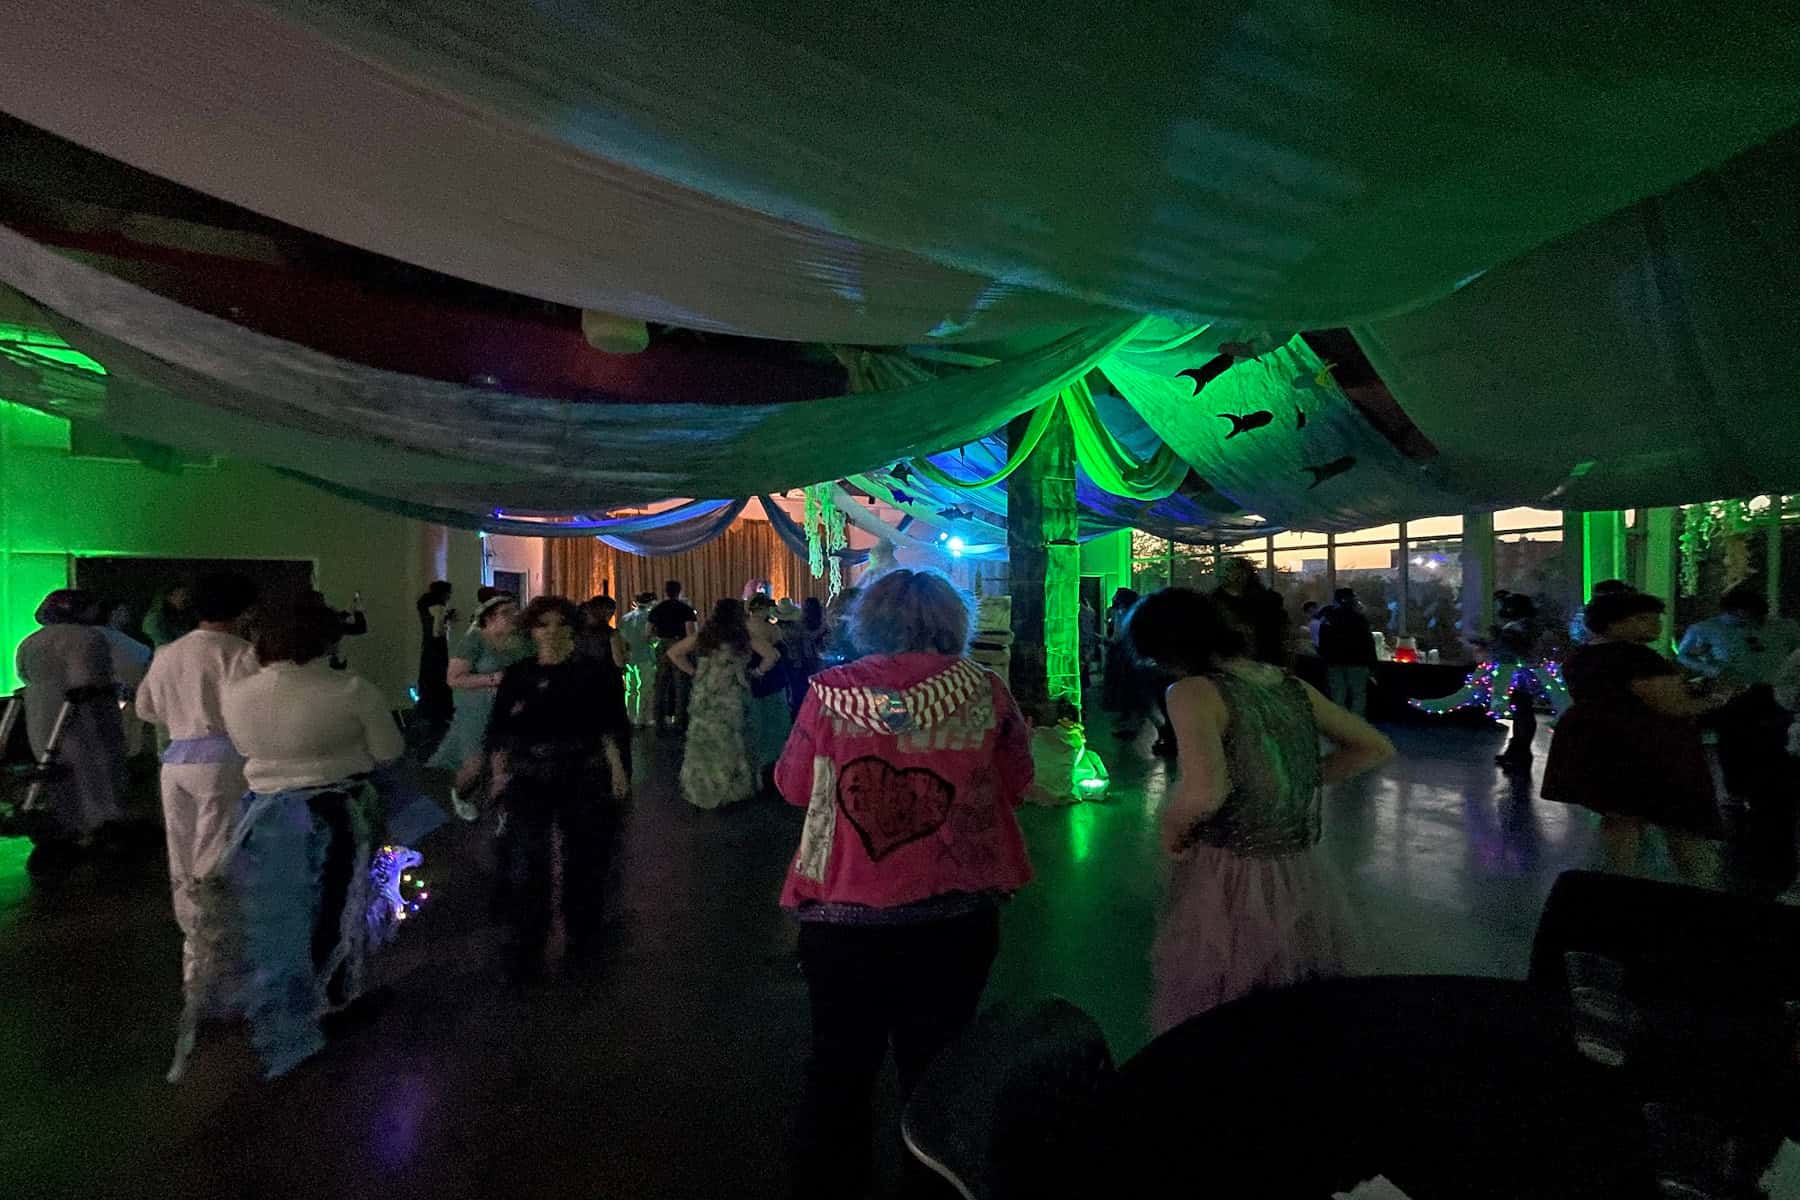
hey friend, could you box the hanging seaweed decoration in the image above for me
[826,492,848,599]
[1677,495,1791,596]
[1679,507,1705,597]
[804,484,826,579]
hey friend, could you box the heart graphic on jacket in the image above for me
[836,757,956,861]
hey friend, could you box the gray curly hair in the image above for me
[849,569,973,656]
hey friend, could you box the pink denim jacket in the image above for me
[777,653,1035,910]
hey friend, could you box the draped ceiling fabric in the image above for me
[2,1,1796,340]
[1355,127,1800,512]
[0,221,1146,514]
[1100,335,1467,531]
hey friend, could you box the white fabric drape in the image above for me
[1355,128,1800,511]
[2,0,1794,338]
[0,222,1145,515]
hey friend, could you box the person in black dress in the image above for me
[415,580,455,732]
[486,596,630,982]
[1543,591,1724,884]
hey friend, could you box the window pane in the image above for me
[1270,529,1330,550]
[1334,541,1397,571]
[1130,530,1168,560]
[1496,529,1573,652]
[1406,538,1469,661]
[1494,506,1562,531]
[1130,560,1167,594]
[1406,514,1462,537]
[1171,545,1224,591]
[1271,548,1332,622]
[1334,542,1401,635]
[1336,522,1400,543]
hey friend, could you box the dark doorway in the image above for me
[73,556,315,632]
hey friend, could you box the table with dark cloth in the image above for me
[1373,661,1494,721]
[1103,976,1648,1198]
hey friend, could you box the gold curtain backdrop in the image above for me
[545,517,835,612]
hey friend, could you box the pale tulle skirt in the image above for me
[1151,843,1361,1035]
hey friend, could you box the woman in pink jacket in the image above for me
[776,569,1034,1196]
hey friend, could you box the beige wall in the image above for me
[484,533,547,602]
[1,401,481,703]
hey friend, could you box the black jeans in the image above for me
[793,907,1000,1198]
[497,763,621,977]
[653,648,692,728]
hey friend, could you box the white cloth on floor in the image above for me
[222,660,404,794]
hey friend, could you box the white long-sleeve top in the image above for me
[136,629,257,740]
[222,660,405,794]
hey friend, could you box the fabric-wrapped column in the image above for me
[1007,404,1080,722]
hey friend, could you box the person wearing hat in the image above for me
[15,588,127,865]
[428,592,530,816]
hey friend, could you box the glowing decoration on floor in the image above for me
[1410,660,1571,722]
[369,844,429,946]
[1073,747,1111,797]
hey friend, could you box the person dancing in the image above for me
[203,601,405,1079]
[135,572,260,1004]
[1544,591,1724,884]
[485,597,629,983]
[778,569,1035,1197]
[15,589,126,869]
[428,593,529,817]
[619,592,660,728]
[1126,588,1393,1033]
[647,580,698,732]
[668,598,778,810]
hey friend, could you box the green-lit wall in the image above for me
[0,401,481,702]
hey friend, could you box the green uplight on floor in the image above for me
[1068,800,1098,864]
[0,836,31,906]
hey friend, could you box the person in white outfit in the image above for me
[214,601,406,1079]
[15,589,125,866]
[135,573,260,994]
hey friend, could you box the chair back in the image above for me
[901,998,1114,1200]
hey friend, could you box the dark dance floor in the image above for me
[1,719,1615,1199]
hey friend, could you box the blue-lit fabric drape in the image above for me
[595,499,748,554]
[757,495,871,568]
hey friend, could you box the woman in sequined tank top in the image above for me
[1126,588,1395,1032]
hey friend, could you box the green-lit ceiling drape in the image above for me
[842,343,1188,501]
[1060,378,1187,501]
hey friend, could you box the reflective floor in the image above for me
[1,718,1617,1199]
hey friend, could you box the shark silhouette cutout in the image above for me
[1303,455,1357,488]
[1218,411,1275,439]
